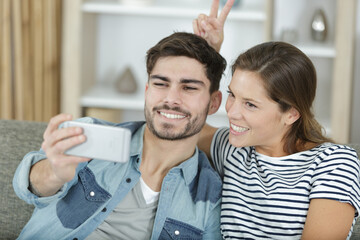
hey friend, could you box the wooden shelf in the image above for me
[297,43,336,58]
[81,84,145,110]
[82,2,266,21]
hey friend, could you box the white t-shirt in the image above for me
[211,127,360,240]
[140,177,160,204]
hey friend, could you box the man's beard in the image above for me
[144,103,210,141]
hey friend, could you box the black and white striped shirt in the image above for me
[211,127,360,239]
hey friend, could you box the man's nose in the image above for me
[164,86,182,105]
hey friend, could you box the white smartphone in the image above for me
[61,121,131,163]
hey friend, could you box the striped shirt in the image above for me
[211,127,360,239]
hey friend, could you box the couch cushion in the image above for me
[0,119,47,239]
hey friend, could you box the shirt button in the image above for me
[174,230,180,235]
[102,207,107,212]
[90,191,95,197]
[126,178,131,183]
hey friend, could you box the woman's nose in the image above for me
[226,99,243,120]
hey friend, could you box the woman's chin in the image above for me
[229,135,248,148]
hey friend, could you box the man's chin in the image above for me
[146,112,205,141]
[153,129,188,141]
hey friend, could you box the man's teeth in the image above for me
[160,112,186,119]
[231,123,248,133]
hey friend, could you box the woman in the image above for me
[194,1,360,239]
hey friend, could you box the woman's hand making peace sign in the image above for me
[193,0,234,52]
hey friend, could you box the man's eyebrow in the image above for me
[150,75,206,86]
[149,74,169,81]
[180,79,206,86]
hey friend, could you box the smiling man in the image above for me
[13,32,227,240]
[145,56,213,141]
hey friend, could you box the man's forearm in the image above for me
[29,159,65,197]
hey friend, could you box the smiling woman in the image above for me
[192,0,360,237]
[198,41,360,239]
[225,69,295,156]
[228,41,331,155]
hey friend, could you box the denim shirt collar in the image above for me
[127,122,199,186]
[174,148,199,186]
[129,123,145,158]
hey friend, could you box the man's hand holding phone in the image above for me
[29,114,90,197]
[41,114,91,183]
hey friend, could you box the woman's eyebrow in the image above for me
[228,85,262,104]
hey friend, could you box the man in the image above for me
[13,32,226,239]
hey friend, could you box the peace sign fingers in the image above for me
[219,0,234,25]
[193,0,235,52]
[209,0,220,18]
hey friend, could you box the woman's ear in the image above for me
[208,91,222,115]
[285,107,300,125]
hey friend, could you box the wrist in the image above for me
[29,159,65,197]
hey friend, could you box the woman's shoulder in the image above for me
[312,143,360,168]
[316,142,359,156]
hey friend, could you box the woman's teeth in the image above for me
[231,123,248,133]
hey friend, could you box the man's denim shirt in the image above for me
[13,118,222,240]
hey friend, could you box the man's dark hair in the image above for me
[146,32,226,93]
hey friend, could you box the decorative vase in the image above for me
[115,67,138,94]
[311,9,327,42]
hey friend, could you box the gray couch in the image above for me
[0,119,47,239]
[0,119,359,239]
